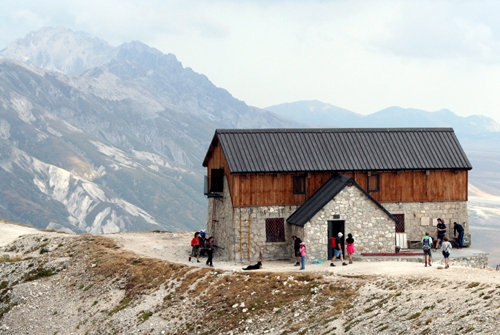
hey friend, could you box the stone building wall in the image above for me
[234,205,300,262]
[207,177,302,262]
[206,178,234,261]
[206,179,469,263]
[304,184,396,262]
[382,201,469,245]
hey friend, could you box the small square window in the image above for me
[293,176,306,194]
[266,218,285,242]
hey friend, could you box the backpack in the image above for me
[330,236,337,249]
[422,237,431,251]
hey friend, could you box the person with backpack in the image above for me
[441,236,452,269]
[330,232,347,267]
[422,232,433,267]
[189,232,201,263]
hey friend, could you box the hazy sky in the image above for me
[1,1,500,122]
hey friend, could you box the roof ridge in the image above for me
[216,128,454,133]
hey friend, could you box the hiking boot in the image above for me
[189,256,191,262]
[425,263,427,267]
[429,263,432,266]
[342,262,348,266]
[330,263,336,267]
[445,264,449,269]
[349,261,353,264]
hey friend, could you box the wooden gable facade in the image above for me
[202,128,472,262]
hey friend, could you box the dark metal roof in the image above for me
[287,174,398,227]
[202,128,472,173]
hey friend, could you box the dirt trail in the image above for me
[1,222,498,284]
[106,230,500,284]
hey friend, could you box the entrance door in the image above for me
[327,220,345,259]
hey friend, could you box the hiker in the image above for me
[435,218,447,251]
[189,232,201,263]
[299,242,306,270]
[330,232,347,267]
[422,232,433,267]
[198,230,207,256]
[453,222,465,249]
[292,236,302,266]
[205,236,214,267]
[441,236,452,269]
[346,233,355,264]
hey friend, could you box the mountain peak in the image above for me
[0,26,115,75]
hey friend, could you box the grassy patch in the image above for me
[83,284,94,291]
[25,267,55,281]
[108,297,132,316]
[0,255,23,263]
[408,312,421,320]
[0,281,8,290]
[138,311,153,323]
[466,282,480,289]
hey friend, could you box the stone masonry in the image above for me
[303,183,395,262]
[207,178,471,264]
[207,178,302,262]
[383,201,469,246]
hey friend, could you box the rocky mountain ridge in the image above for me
[0,27,301,233]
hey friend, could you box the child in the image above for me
[441,236,452,269]
[346,233,355,264]
[299,242,306,270]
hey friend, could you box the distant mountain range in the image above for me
[0,27,301,233]
[0,27,499,233]
[266,101,500,228]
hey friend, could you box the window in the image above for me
[210,168,224,193]
[293,175,306,194]
[394,214,405,233]
[266,218,285,242]
[367,173,380,193]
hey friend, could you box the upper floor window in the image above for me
[210,168,224,193]
[368,173,380,193]
[293,175,306,194]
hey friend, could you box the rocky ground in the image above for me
[1,221,500,335]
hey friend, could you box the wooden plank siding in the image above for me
[206,143,468,207]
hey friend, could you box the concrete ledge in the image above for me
[353,248,489,269]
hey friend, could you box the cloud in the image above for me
[362,2,500,64]
[1,0,500,122]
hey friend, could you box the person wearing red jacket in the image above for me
[189,232,201,263]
